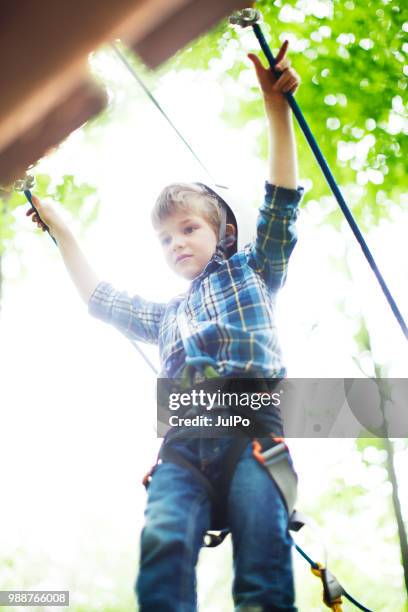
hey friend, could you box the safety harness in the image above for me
[144,371,368,611]
[143,421,301,545]
[143,394,354,610]
[144,302,300,536]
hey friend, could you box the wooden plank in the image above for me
[0,79,107,186]
[133,0,252,68]
[0,0,251,183]
[0,0,189,152]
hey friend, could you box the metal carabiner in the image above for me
[229,8,261,28]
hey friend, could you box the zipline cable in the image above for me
[111,42,218,184]
[130,341,158,375]
[295,544,373,611]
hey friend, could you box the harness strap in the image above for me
[143,436,250,547]
[311,563,344,610]
[147,433,299,546]
[252,438,298,517]
[289,509,307,532]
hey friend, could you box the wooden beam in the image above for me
[133,0,252,68]
[0,0,189,152]
[0,0,251,184]
[0,78,107,186]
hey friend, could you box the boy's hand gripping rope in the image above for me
[14,175,58,246]
[230,8,408,344]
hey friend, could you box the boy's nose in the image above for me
[172,236,186,250]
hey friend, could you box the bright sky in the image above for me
[1,45,407,607]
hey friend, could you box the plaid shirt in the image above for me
[89,182,303,378]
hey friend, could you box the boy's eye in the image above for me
[161,236,171,246]
[184,225,197,234]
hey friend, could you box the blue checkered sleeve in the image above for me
[88,281,165,344]
[248,182,304,290]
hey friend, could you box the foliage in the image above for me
[0,174,99,257]
[168,0,407,230]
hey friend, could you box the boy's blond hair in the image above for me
[151,183,222,236]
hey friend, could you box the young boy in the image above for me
[28,43,303,611]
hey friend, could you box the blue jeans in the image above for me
[136,437,297,611]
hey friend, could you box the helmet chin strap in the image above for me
[217,204,236,255]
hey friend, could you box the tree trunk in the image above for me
[0,200,4,313]
[383,435,408,604]
[0,201,3,313]
[0,250,2,313]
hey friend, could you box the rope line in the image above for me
[130,340,158,374]
[111,43,217,184]
[295,544,373,612]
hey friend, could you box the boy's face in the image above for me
[157,210,218,280]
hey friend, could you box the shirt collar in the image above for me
[190,251,224,287]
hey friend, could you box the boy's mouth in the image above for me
[176,254,192,264]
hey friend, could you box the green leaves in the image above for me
[53,175,99,224]
[171,0,407,229]
[0,173,98,258]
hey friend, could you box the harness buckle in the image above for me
[180,356,220,389]
[251,435,298,518]
[13,174,35,192]
[252,435,287,465]
[311,563,344,610]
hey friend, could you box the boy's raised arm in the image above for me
[247,44,303,290]
[266,102,298,189]
[27,195,100,304]
[248,40,299,189]
[27,195,164,345]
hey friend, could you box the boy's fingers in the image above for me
[287,74,300,90]
[26,195,49,232]
[275,40,289,65]
[272,71,293,91]
[283,81,297,93]
[275,58,291,72]
[248,53,265,69]
[247,53,267,79]
[249,50,290,76]
[248,53,272,90]
[248,44,299,96]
